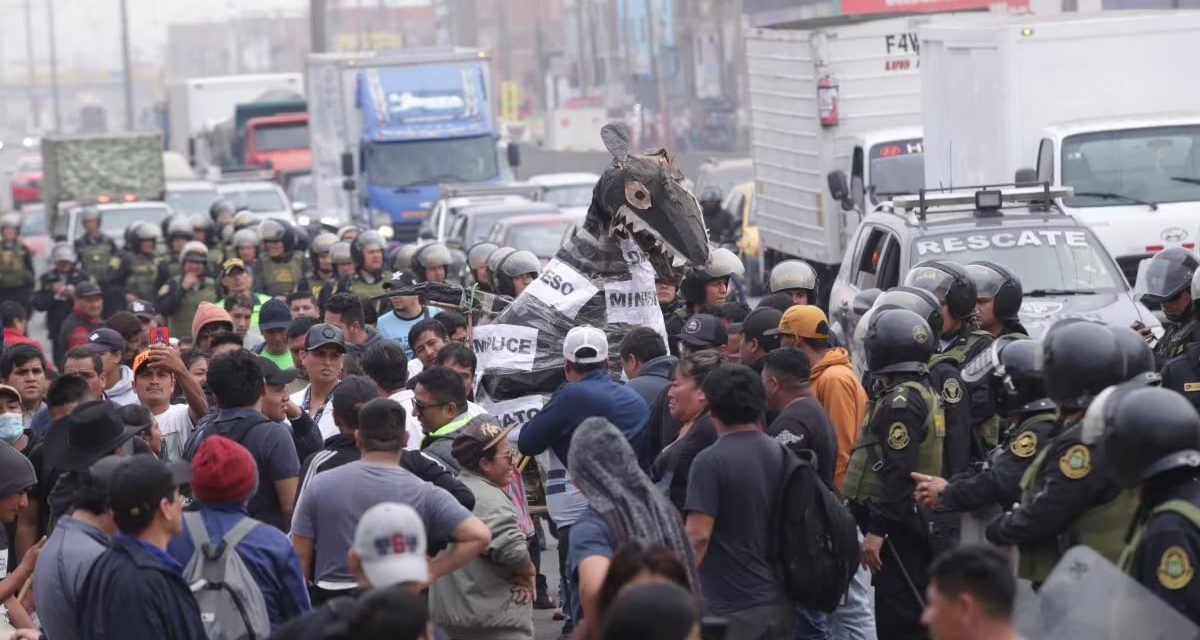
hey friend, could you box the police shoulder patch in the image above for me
[1157,546,1194,590]
[1058,444,1091,480]
[1185,382,1200,393]
[887,422,910,450]
[109,256,121,269]
[158,284,170,296]
[1010,431,1037,458]
[942,378,962,404]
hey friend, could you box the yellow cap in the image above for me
[766,305,830,339]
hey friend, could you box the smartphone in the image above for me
[150,327,169,345]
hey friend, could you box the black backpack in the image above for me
[769,443,860,612]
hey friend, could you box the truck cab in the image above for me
[1033,114,1200,285]
[827,126,925,223]
[244,112,312,177]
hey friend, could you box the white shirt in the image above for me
[290,385,338,440]
[408,358,424,380]
[154,404,194,462]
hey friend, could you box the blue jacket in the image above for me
[79,534,207,640]
[33,514,109,640]
[626,354,677,409]
[167,502,311,629]
[518,369,650,467]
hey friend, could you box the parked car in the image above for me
[448,201,560,252]
[217,180,297,222]
[165,180,222,217]
[527,172,599,216]
[10,153,42,208]
[486,212,585,263]
[55,201,175,249]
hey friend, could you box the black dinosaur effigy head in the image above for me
[587,123,710,281]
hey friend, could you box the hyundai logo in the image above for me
[1161,227,1189,242]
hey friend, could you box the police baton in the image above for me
[885,536,927,609]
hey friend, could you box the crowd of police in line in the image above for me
[0,194,1191,640]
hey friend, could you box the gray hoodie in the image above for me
[106,365,139,407]
[0,440,35,497]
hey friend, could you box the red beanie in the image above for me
[190,435,258,503]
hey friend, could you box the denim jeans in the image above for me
[830,530,878,640]
[795,607,831,640]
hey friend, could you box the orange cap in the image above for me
[765,305,830,339]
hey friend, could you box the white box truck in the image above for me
[920,11,1200,281]
[746,12,1004,302]
[166,73,304,162]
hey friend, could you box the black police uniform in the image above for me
[1121,481,1200,625]
[31,267,93,353]
[1156,318,1200,370]
[1160,344,1200,410]
[928,357,973,478]
[940,411,1056,512]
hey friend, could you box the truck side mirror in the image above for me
[1014,168,1037,185]
[419,229,435,241]
[827,170,851,210]
[342,178,356,192]
[506,142,521,168]
[1035,139,1055,184]
[340,151,354,178]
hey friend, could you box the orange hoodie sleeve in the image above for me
[813,366,869,492]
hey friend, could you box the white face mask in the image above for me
[0,413,23,444]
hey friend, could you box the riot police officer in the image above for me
[191,214,217,248]
[348,230,388,300]
[1098,386,1200,624]
[74,205,122,316]
[1161,267,1200,409]
[966,261,1028,338]
[231,227,260,266]
[33,242,93,356]
[699,188,736,243]
[157,214,195,287]
[767,259,819,306]
[1136,247,1200,368]
[412,242,453,284]
[0,213,34,315]
[985,320,1137,586]
[257,219,306,298]
[209,199,236,229]
[843,307,942,640]
[915,337,1057,514]
[494,250,540,298]
[303,232,338,297]
[391,244,419,275]
[676,247,744,321]
[466,242,499,292]
[316,241,357,309]
[337,225,361,243]
[115,222,161,305]
[157,241,219,339]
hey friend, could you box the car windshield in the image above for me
[288,178,315,204]
[220,188,286,212]
[869,139,924,201]
[1062,125,1200,207]
[365,134,498,188]
[98,206,172,236]
[542,185,592,208]
[503,219,572,258]
[255,123,309,152]
[912,227,1123,294]
[165,189,220,215]
[466,210,527,246]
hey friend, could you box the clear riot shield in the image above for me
[1015,545,1200,640]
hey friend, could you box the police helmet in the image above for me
[904,260,977,321]
[50,242,77,264]
[468,242,500,271]
[966,261,1023,321]
[233,210,258,230]
[1107,324,1155,379]
[330,241,353,266]
[351,230,385,268]
[963,337,1051,415]
[1097,386,1200,488]
[81,206,102,223]
[311,232,337,256]
[232,228,259,248]
[1040,320,1126,411]
[486,247,517,291]
[768,260,819,295]
[412,242,453,270]
[338,225,361,243]
[874,286,944,339]
[209,199,236,223]
[259,219,287,243]
[165,214,194,240]
[220,223,235,245]
[0,213,20,229]
[180,240,209,264]
[496,250,541,297]
[190,214,215,235]
[391,245,419,272]
[699,187,722,205]
[287,221,310,253]
[679,247,744,305]
[863,308,936,376]
[1139,247,1199,304]
[133,222,161,242]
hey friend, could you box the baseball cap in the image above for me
[352,502,429,587]
[451,415,515,468]
[258,298,291,331]
[563,326,608,364]
[129,299,156,319]
[257,355,298,386]
[107,454,191,525]
[305,323,346,352]
[383,270,418,292]
[221,258,247,276]
[132,350,156,375]
[765,305,830,339]
[86,328,127,354]
[675,314,727,348]
[740,307,784,343]
[75,281,103,298]
[0,385,19,405]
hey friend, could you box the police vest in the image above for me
[942,329,993,365]
[77,240,117,284]
[0,244,32,289]
[168,280,217,338]
[1157,319,1200,366]
[259,253,305,297]
[844,380,945,504]
[349,274,388,302]
[1017,441,1139,582]
[1119,499,1200,573]
[991,412,1057,465]
[125,254,159,301]
[943,331,1001,450]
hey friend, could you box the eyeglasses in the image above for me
[412,399,448,413]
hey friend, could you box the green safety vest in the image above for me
[941,328,993,365]
[259,253,306,297]
[1016,440,1140,583]
[0,244,32,289]
[421,412,473,450]
[1119,499,1200,573]
[168,279,217,338]
[844,380,945,504]
[125,253,159,302]
[349,274,388,302]
[77,241,117,284]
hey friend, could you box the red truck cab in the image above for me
[243,112,311,177]
[10,154,42,208]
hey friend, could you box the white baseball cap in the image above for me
[563,326,608,364]
[352,502,429,587]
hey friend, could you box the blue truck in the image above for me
[306,48,519,241]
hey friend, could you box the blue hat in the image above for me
[258,298,291,331]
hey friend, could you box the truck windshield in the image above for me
[1062,125,1200,207]
[98,206,171,236]
[165,189,220,215]
[365,135,498,188]
[912,227,1123,294]
[255,123,309,152]
[869,139,924,201]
